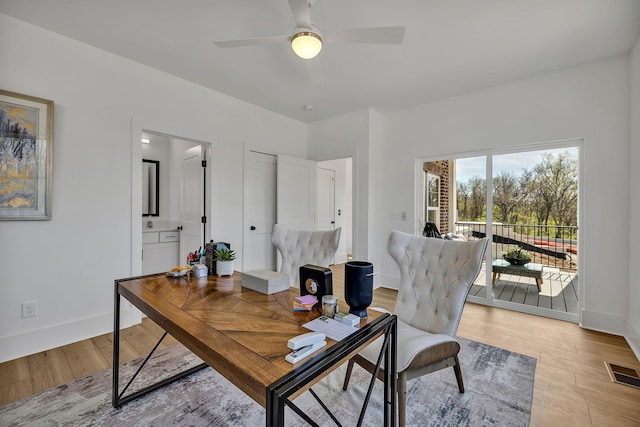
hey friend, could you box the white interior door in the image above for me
[277,154,316,230]
[243,151,277,271]
[181,145,204,263]
[317,167,335,232]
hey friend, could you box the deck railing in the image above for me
[454,221,578,271]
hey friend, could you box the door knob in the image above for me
[177,226,183,230]
[250,225,256,230]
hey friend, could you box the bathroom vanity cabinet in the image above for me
[142,229,180,274]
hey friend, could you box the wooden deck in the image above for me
[469,263,579,315]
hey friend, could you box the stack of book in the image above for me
[293,294,318,311]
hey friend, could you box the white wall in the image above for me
[378,55,631,337]
[628,37,640,353]
[0,14,306,362]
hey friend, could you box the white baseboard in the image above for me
[378,274,399,290]
[580,308,627,336]
[626,320,640,362]
[0,306,142,363]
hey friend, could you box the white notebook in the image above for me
[302,316,359,342]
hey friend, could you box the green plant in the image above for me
[502,246,532,261]
[214,247,236,261]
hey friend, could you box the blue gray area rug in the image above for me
[0,337,535,426]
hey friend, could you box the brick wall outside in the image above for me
[423,160,451,234]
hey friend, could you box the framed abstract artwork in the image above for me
[0,90,54,220]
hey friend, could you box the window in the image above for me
[425,172,440,226]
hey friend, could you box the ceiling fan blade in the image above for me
[213,35,289,48]
[305,58,324,86]
[288,0,312,29]
[324,26,406,44]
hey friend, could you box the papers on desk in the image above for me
[303,316,359,342]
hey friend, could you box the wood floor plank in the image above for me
[530,401,593,427]
[535,376,640,421]
[534,360,577,385]
[27,348,74,394]
[588,405,640,427]
[533,387,591,423]
[574,372,640,407]
[61,340,109,379]
[91,332,112,349]
[0,357,30,383]
[0,378,32,407]
[97,335,140,367]
[119,323,166,355]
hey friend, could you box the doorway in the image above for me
[416,140,581,323]
[242,150,353,272]
[134,130,210,276]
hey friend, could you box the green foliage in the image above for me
[214,247,236,261]
[502,246,532,261]
[456,151,578,231]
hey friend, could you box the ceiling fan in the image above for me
[213,0,405,84]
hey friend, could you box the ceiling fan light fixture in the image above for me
[291,30,322,59]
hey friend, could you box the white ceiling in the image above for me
[1,0,639,123]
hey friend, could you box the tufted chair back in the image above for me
[271,224,342,287]
[388,230,488,337]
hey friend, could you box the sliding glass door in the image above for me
[418,142,580,322]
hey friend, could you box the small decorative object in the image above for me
[502,246,532,266]
[0,90,54,220]
[166,265,193,277]
[293,294,318,311]
[192,264,208,278]
[242,269,289,294]
[321,294,338,318]
[299,264,333,302]
[334,311,360,326]
[344,261,374,318]
[213,247,236,276]
[205,241,230,275]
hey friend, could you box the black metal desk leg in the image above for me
[385,321,397,426]
[266,387,285,427]
[111,280,207,409]
[112,282,121,407]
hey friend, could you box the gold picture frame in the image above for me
[0,90,54,220]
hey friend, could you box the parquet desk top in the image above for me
[116,272,377,407]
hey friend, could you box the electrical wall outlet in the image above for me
[22,301,38,318]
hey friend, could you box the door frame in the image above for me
[414,138,583,323]
[131,120,212,279]
[309,148,360,260]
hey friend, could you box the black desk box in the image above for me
[299,264,333,301]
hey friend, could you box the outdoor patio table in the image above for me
[491,259,544,292]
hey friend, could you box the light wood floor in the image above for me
[1,264,639,426]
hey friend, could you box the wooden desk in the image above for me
[112,272,397,426]
[492,259,544,292]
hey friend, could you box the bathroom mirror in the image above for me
[142,159,159,216]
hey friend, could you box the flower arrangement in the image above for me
[502,246,532,265]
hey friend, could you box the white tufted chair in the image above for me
[343,230,488,426]
[271,224,342,287]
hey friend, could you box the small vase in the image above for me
[216,260,234,276]
[344,261,374,318]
